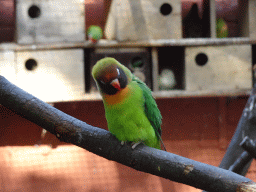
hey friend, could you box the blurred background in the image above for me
[0,0,255,191]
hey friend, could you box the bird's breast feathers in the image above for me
[103,81,140,106]
[103,82,155,142]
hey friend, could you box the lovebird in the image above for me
[216,18,228,38]
[159,69,176,90]
[87,25,103,43]
[92,57,166,150]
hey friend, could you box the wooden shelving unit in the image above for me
[0,38,254,102]
[0,0,255,102]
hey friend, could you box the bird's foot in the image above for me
[131,141,142,149]
[121,141,126,145]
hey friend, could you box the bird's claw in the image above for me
[120,141,142,149]
[131,141,142,149]
[121,141,126,145]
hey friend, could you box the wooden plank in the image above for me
[185,45,252,92]
[1,38,256,51]
[105,0,182,41]
[16,0,85,44]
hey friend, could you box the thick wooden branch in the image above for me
[0,75,255,192]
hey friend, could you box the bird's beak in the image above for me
[110,78,121,91]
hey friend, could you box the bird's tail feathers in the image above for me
[156,132,167,151]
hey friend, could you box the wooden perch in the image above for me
[0,75,255,192]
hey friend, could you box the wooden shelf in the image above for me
[1,38,256,52]
[76,89,251,103]
[153,89,251,99]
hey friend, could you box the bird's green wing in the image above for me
[132,75,162,138]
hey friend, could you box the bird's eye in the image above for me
[116,68,120,76]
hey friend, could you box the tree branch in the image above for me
[0,75,255,192]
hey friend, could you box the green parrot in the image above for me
[87,25,103,43]
[92,57,166,150]
[216,18,228,38]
